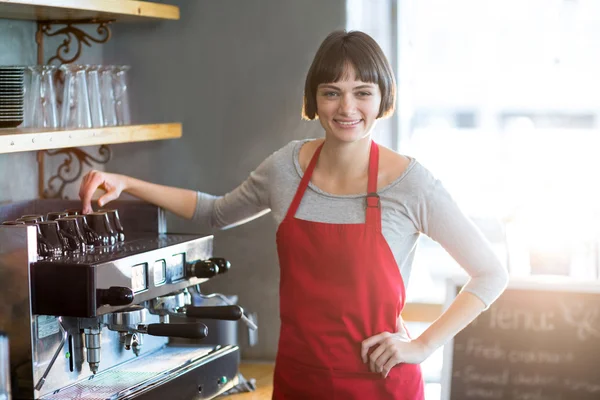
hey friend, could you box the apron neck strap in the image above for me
[285,140,382,231]
[285,142,323,219]
[366,140,382,231]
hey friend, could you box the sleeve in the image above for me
[191,150,274,231]
[417,176,509,308]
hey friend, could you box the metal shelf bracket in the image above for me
[35,20,114,199]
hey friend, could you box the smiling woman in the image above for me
[77,30,508,400]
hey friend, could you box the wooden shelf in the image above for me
[0,123,181,154]
[0,0,179,22]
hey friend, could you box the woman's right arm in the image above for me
[79,146,278,226]
[79,171,198,219]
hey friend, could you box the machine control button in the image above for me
[97,286,134,306]
[153,259,166,285]
[167,253,185,282]
[131,263,147,293]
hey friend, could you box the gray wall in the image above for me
[0,20,38,203]
[104,0,346,359]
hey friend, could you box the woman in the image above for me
[79,31,508,399]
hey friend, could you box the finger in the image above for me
[79,171,95,201]
[98,190,119,208]
[378,351,394,377]
[369,344,387,373]
[78,171,92,201]
[361,332,390,363]
[80,172,105,214]
[382,354,400,378]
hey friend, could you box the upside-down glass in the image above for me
[99,66,117,127]
[112,65,131,125]
[60,64,92,129]
[86,65,104,128]
[23,65,59,129]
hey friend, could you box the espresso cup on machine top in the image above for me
[18,220,61,257]
[64,208,81,216]
[37,221,67,256]
[65,215,102,248]
[56,217,87,253]
[16,215,44,223]
[85,212,117,246]
[98,209,125,242]
[47,211,69,221]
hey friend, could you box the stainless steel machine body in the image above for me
[0,200,242,400]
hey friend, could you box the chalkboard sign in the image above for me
[442,279,600,400]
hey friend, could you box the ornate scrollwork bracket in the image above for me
[36,20,113,66]
[39,145,112,199]
[36,20,114,199]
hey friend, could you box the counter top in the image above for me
[225,362,275,400]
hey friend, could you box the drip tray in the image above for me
[41,345,240,400]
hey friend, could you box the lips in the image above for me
[334,119,362,127]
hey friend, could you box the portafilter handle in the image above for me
[137,322,208,339]
[185,305,243,320]
[97,286,134,307]
[186,257,232,278]
[209,257,231,274]
[186,259,220,278]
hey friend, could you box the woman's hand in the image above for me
[79,170,127,214]
[361,332,433,378]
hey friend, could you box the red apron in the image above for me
[273,141,425,400]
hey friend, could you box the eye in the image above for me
[322,91,339,97]
[356,91,372,97]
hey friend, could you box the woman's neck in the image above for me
[317,135,372,181]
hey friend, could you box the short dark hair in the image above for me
[302,30,396,120]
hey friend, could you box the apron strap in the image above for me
[285,140,381,231]
[366,141,382,232]
[284,142,324,220]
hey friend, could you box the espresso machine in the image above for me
[0,199,253,400]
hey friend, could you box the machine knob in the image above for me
[97,286,134,307]
[185,305,243,320]
[209,258,231,274]
[145,323,208,339]
[187,259,219,278]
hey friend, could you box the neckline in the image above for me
[292,139,417,199]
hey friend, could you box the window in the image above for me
[350,0,600,397]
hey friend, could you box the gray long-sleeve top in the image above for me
[193,139,509,307]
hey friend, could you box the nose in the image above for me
[338,93,356,115]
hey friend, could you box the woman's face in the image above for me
[315,67,382,144]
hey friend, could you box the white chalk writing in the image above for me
[558,300,600,342]
[465,387,504,399]
[489,307,555,332]
[512,388,562,400]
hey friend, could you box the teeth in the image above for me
[337,120,360,125]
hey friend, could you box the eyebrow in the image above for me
[318,84,376,90]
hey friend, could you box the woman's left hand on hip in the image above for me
[361,332,431,378]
